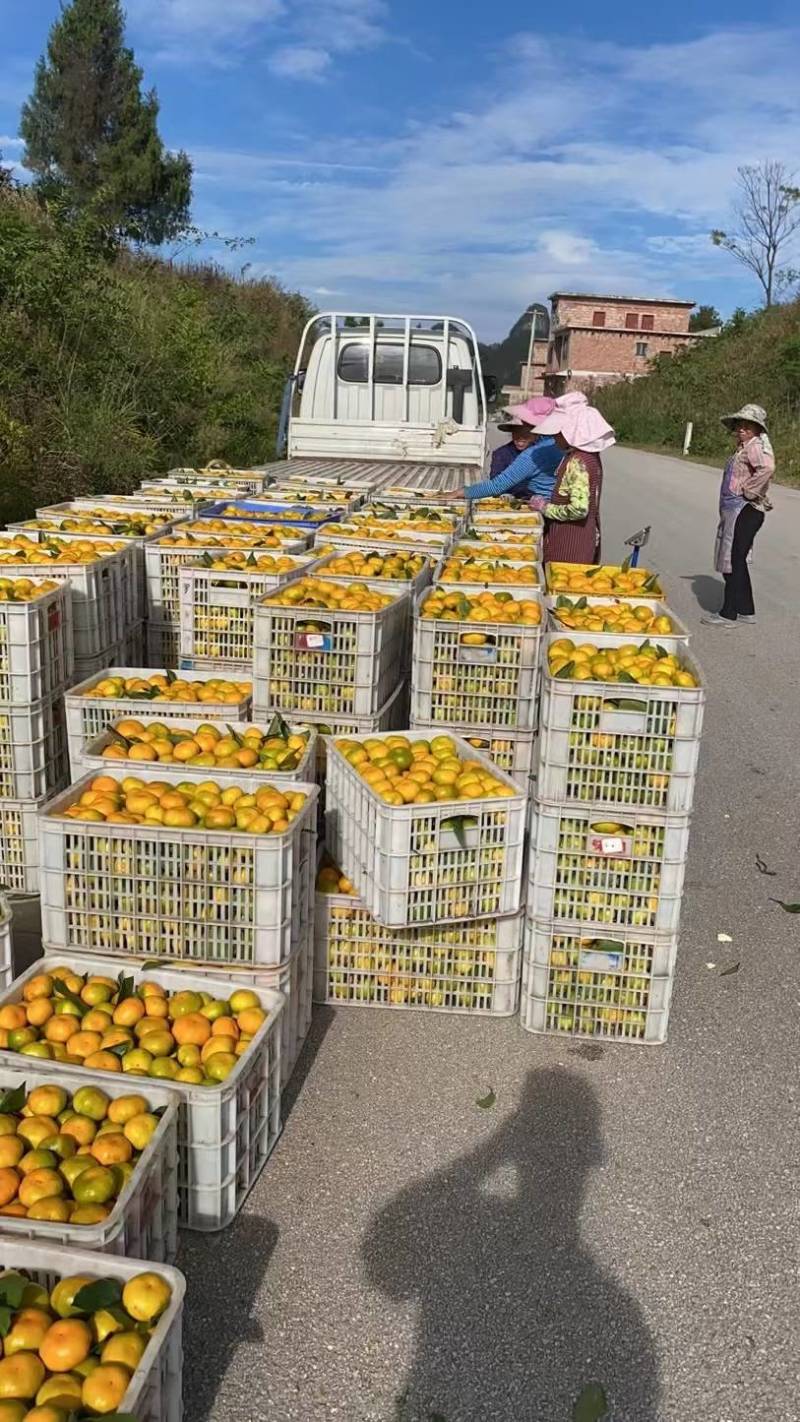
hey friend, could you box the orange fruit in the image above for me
[0,1352,45,1399]
[39,1318,93,1372]
[0,1167,20,1207]
[80,1363,131,1414]
[171,1013,211,1047]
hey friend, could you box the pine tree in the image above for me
[20,0,192,244]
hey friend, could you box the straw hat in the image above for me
[720,403,768,432]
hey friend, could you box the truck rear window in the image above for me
[338,343,442,385]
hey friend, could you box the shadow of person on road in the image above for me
[364,1067,660,1421]
[179,1215,278,1421]
[683,573,722,614]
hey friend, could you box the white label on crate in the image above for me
[578,947,624,974]
[457,646,498,665]
[586,833,633,857]
[295,633,332,651]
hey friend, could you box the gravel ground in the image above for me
[14,446,800,1421]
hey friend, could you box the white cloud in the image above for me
[129,0,388,76]
[185,24,800,334]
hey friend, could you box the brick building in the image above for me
[545,292,698,394]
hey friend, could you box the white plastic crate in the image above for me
[434,561,541,598]
[268,680,408,780]
[0,540,131,660]
[178,557,316,668]
[77,491,214,516]
[253,582,409,718]
[142,467,267,494]
[22,526,143,628]
[311,548,433,597]
[26,952,284,1231]
[200,921,314,1084]
[0,694,69,799]
[147,621,182,668]
[409,720,536,786]
[76,715,317,785]
[527,800,691,935]
[65,667,253,771]
[125,617,146,663]
[70,641,127,689]
[315,882,522,1014]
[145,535,312,626]
[39,767,319,968]
[0,1062,178,1261]
[470,506,543,530]
[0,894,11,990]
[0,581,73,702]
[520,916,677,1044]
[537,649,705,815]
[411,592,542,732]
[326,733,528,927]
[0,798,42,894]
[314,524,455,556]
[545,602,691,645]
[0,1237,184,1422]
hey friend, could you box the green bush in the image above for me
[0,186,312,524]
[596,302,800,485]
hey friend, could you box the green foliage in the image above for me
[20,0,191,244]
[596,300,800,485]
[688,305,721,331]
[0,187,312,524]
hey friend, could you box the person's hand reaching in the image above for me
[528,495,547,512]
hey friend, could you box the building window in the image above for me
[635,341,649,357]
[337,342,442,385]
[625,313,639,329]
[641,314,654,331]
[592,310,606,327]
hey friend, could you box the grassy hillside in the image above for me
[596,302,800,485]
[0,186,312,525]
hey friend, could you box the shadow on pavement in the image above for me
[363,1066,660,1421]
[282,1003,336,1124]
[179,1215,278,1422]
[683,572,722,613]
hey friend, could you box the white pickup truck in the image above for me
[269,311,496,491]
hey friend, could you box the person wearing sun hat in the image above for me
[528,392,616,563]
[701,402,774,626]
[444,396,563,502]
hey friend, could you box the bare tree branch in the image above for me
[710,160,800,305]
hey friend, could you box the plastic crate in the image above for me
[76,492,214,516]
[39,767,319,968]
[0,1237,184,1422]
[312,548,434,597]
[470,506,543,530]
[314,525,455,556]
[326,733,528,927]
[23,952,284,1231]
[145,536,312,626]
[0,581,73,702]
[409,720,536,786]
[545,599,691,644]
[0,542,130,660]
[527,800,691,935]
[0,894,12,989]
[200,498,344,530]
[0,1062,178,1260]
[178,558,316,668]
[537,649,705,815]
[142,467,267,494]
[21,526,147,626]
[268,681,408,780]
[65,667,253,771]
[0,694,69,799]
[76,716,317,785]
[410,592,542,732]
[315,884,522,1014]
[434,562,541,598]
[147,621,182,668]
[125,618,146,664]
[0,798,43,894]
[520,916,677,1044]
[70,641,126,689]
[545,562,664,599]
[253,583,409,718]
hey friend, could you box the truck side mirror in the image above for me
[446,368,473,424]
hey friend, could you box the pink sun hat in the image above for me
[533,391,615,452]
[498,395,555,431]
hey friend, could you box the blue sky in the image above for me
[3,1,800,337]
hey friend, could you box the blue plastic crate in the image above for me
[201,499,344,530]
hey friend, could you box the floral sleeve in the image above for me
[544,456,590,521]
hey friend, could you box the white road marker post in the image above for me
[683,422,693,455]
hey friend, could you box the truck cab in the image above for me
[281,313,492,473]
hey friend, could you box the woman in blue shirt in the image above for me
[446,397,562,502]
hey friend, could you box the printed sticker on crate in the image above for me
[521,920,677,1043]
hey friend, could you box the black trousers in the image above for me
[721,504,764,620]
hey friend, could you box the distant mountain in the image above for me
[479,304,550,386]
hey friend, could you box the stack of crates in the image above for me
[522,569,705,1045]
[0,579,73,893]
[145,522,314,669]
[318,732,528,1016]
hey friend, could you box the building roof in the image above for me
[549,292,695,307]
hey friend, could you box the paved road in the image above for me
[17,447,800,1421]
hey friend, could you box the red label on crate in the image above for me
[586,833,632,857]
[294,632,332,651]
[48,606,61,631]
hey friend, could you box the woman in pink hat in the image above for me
[529,393,616,564]
[444,396,563,503]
